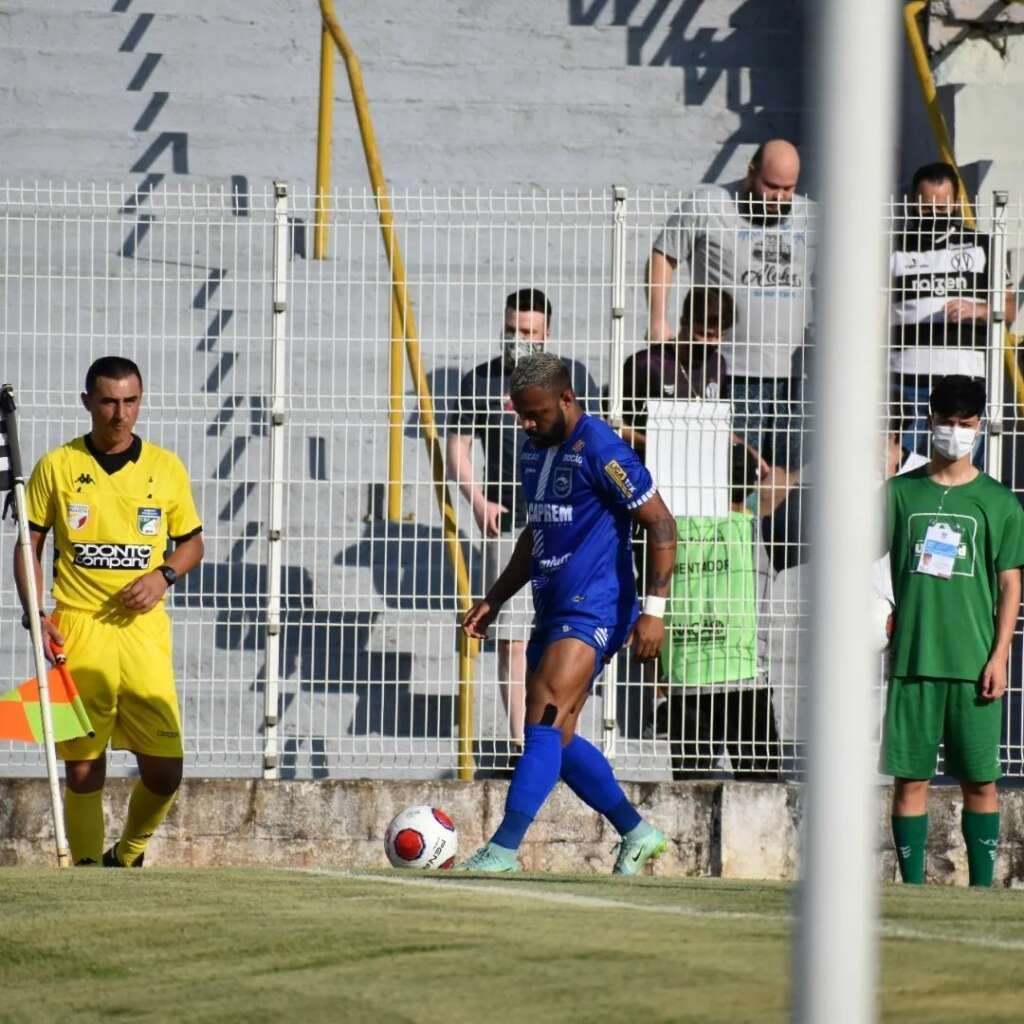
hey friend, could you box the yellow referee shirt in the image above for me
[26,435,202,615]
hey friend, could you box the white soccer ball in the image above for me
[384,805,458,870]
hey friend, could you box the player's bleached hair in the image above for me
[509,351,572,397]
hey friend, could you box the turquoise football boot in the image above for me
[612,825,667,876]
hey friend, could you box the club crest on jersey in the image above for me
[603,459,634,499]
[552,466,573,498]
[67,503,90,530]
[137,506,162,536]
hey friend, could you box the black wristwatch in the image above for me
[157,564,178,587]
[21,610,46,630]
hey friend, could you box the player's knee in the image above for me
[139,757,183,795]
[65,757,105,793]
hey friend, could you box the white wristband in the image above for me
[643,595,667,619]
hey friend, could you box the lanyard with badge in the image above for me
[916,485,961,579]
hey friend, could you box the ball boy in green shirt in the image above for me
[884,374,1024,886]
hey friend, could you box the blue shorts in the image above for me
[525,618,634,686]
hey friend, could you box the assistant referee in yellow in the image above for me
[13,356,204,866]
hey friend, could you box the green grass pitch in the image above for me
[2,868,1023,1023]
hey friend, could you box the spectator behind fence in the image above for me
[445,288,599,764]
[646,139,817,470]
[658,442,780,780]
[883,374,1024,887]
[621,286,734,459]
[890,162,1017,458]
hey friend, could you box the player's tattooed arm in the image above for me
[632,492,677,597]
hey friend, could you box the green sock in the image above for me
[892,814,928,885]
[962,810,999,887]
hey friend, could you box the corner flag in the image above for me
[0,650,94,743]
[2,383,73,867]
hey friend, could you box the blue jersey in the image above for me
[521,414,655,634]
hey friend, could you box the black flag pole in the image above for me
[1,385,70,868]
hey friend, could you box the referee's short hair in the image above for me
[509,352,571,398]
[930,374,985,420]
[85,356,143,394]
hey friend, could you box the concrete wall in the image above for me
[5,777,1024,886]
[1,0,807,192]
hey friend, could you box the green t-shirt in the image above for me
[662,512,758,685]
[886,466,1024,681]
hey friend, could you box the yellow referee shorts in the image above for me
[52,607,184,761]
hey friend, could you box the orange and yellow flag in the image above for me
[0,656,93,744]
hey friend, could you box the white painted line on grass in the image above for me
[280,867,1024,952]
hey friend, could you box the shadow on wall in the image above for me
[567,0,806,182]
[174,558,456,754]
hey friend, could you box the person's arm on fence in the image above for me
[645,248,678,343]
[461,525,533,640]
[446,432,505,538]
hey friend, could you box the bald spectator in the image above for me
[646,140,817,472]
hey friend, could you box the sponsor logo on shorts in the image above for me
[552,466,573,498]
[603,459,634,499]
[72,542,153,570]
[67,503,90,530]
[137,506,162,536]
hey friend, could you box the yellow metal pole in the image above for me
[902,1,975,226]
[314,24,334,260]
[319,0,477,776]
[387,293,405,520]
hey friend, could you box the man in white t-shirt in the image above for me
[646,140,817,471]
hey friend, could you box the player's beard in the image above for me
[527,408,568,448]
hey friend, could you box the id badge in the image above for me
[916,522,961,579]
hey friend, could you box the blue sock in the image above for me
[490,724,563,851]
[560,734,642,836]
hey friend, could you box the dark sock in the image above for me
[962,810,999,887]
[892,814,928,884]
[490,724,562,851]
[560,734,642,835]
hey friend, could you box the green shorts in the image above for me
[882,675,1002,783]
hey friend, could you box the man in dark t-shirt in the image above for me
[621,286,734,461]
[445,289,598,753]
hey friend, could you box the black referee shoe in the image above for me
[102,843,144,868]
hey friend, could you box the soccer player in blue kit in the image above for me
[457,352,678,873]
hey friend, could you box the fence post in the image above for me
[263,180,289,780]
[602,185,628,759]
[986,190,1009,480]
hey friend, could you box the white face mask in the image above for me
[931,423,979,461]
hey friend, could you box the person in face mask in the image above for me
[882,374,1024,887]
[445,289,599,771]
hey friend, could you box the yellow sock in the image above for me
[117,781,177,866]
[64,789,104,865]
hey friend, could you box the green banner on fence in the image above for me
[661,513,757,686]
